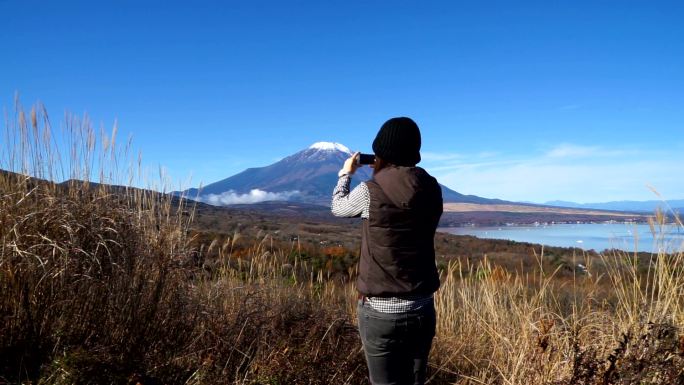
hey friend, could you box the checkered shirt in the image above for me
[331,174,370,219]
[365,294,434,313]
[331,174,434,314]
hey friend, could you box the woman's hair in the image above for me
[373,156,395,175]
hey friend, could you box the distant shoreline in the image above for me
[439,218,661,228]
[438,222,684,253]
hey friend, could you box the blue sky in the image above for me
[2,0,682,203]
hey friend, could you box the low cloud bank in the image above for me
[423,143,684,203]
[201,189,299,205]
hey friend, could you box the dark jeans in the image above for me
[357,299,436,385]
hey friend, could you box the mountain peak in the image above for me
[183,140,489,206]
[308,142,352,154]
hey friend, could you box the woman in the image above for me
[331,117,443,385]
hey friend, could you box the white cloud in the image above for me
[544,143,637,159]
[426,144,684,203]
[545,143,601,158]
[421,151,465,162]
[421,151,506,172]
[201,189,299,205]
[422,151,500,163]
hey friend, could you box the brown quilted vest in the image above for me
[357,166,442,297]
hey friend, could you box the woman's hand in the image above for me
[339,152,360,177]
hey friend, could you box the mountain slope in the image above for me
[184,142,370,205]
[544,199,684,213]
[182,142,508,206]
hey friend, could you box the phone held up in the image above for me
[356,153,375,166]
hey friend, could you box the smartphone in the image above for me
[357,153,375,165]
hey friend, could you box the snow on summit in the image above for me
[309,142,352,154]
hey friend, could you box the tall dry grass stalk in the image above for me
[0,100,365,385]
[432,236,684,383]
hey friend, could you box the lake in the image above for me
[439,223,684,253]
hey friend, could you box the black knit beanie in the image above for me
[372,117,421,166]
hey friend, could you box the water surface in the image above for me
[439,223,684,253]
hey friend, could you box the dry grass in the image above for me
[1,100,683,384]
[0,100,365,384]
[432,249,684,384]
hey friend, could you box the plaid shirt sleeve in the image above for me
[331,175,370,219]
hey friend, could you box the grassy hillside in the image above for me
[1,102,683,384]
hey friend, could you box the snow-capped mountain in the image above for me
[308,141,352,153]
[183,142,371,205]
[182,142,503,206]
